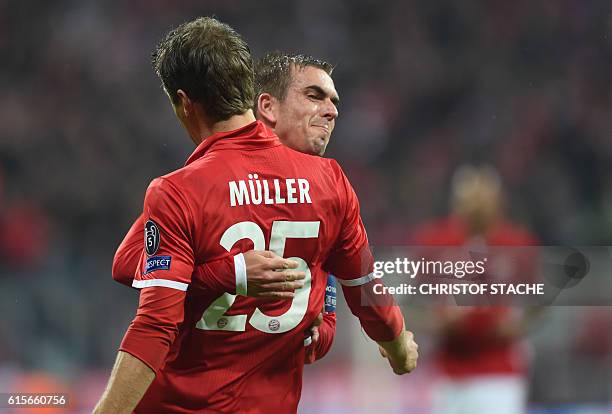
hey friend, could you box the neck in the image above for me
[190,110,256,145]
[211,110,256,134]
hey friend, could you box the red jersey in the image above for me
[113,215,336,363]
[119,121,402,413]
[410,215,538,378]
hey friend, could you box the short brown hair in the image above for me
[254,52,334,103]
[152,17,255,122]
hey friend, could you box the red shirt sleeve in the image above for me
[119,287,186,372]
[190,254,238,296]
[113,212,238,296]
[133,177,195,286]
[341,281,404,341]
[323,161,373,280]
[112,214,145,288]
[324,162,404,342]
[119,177,195,372]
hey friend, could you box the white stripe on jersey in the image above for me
[337,272,377,287]
[132,278,188,291]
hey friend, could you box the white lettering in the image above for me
[298,179,312,204]
[229,181,250,206]
[274,179,286,204]
[229,176,313,207]
[263,180,274,204]
[248,174,262,205]
[286,179,297,204]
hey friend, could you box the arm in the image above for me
[96,178,194,411]
[325,162,417,373]
[190,250,305,299]
[340,279,417,373]
[92,351,155,414]
[96,282,187,412]
[113,217,304,297]
[112,214,146,288]
[94,288,183,413]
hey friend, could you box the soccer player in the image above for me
[94,17,417,414]
[111,53,346,362]
[410,165,539,414]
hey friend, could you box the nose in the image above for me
[322,99,338,121]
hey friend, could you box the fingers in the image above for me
[310,326,319,344]
[248,250,300,270]
[379,330,419,375]
[281,271,305,282]
[378,346,389,359]
[262,280,305,291]
[268,256,299,270]
[258,291,296,299]
[406,330,419,351]
[252,250,276,259]
[262,270,305,283]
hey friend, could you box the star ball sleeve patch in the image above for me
[145,219,161,256]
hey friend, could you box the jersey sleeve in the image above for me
[189,254,240,297]
[324,162,404,342]
[132,177,195,290]
[115,213,240,296]
[119,177,195,372]
[323,161,374,281]
[112,214,145,288]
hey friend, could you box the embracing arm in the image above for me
[113,214,304,298]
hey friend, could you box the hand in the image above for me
[304,313,323,364]
[378,330,418,375]
[244,250,306,299]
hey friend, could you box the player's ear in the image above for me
[176,89,193,118]
[256,93,277,127]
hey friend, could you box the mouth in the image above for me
[311,124,330,133]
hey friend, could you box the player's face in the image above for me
[274,66,339,156]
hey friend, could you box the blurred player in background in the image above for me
[111,52,344,365]
[410,165,539,414]
[94,17,416,414]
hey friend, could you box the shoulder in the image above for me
[312,157,348,183]
[144,173,193,217]
[151,161,209,196]
[146,175,183,199]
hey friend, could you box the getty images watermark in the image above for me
[371,256,544,296]
[361,246,604,306]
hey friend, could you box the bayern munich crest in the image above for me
[268,319,280,331]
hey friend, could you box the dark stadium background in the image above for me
[1,1,612,412]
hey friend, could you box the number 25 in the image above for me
[196,220,320,334]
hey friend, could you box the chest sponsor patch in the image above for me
[144,255,172,274]
[145,219,160,256]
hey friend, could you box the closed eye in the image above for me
[304,85,339,109]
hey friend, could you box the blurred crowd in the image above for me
[1,0,612,412]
